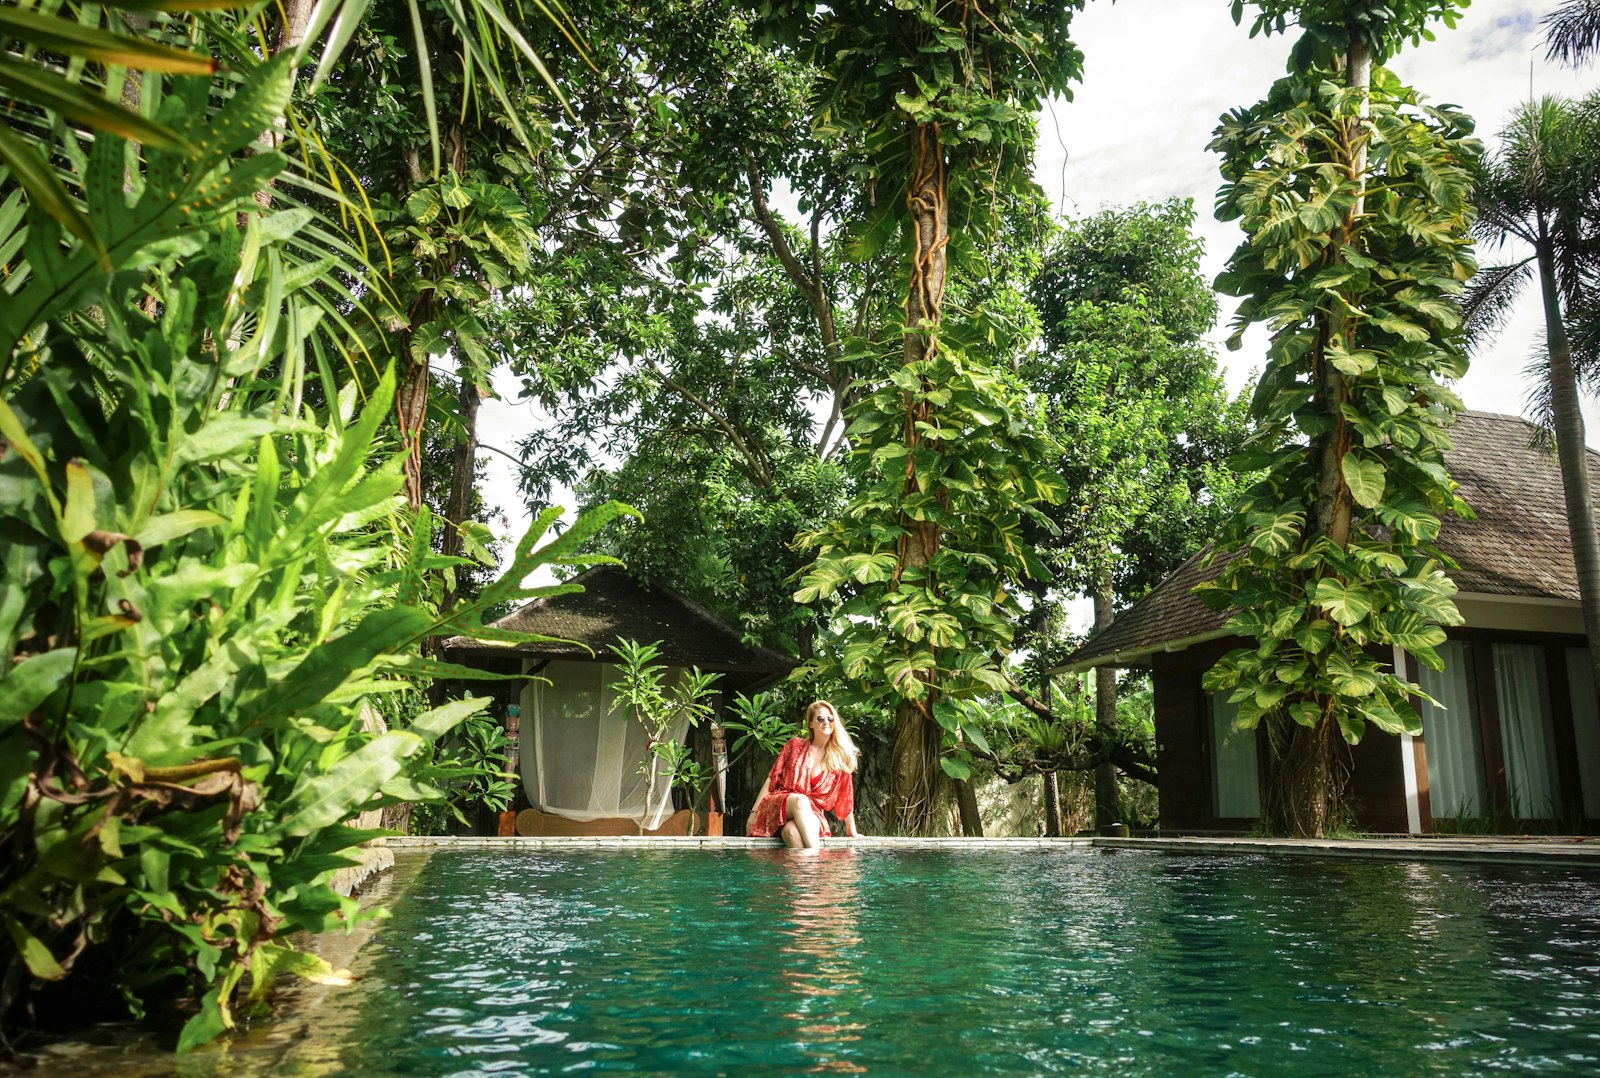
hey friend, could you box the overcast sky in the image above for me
[478,0,1599,570]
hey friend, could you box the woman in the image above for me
[746,701,861,849]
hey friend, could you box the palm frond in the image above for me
[1461,260,1535,353]
[1544,0,1600,68]
[1568,289,1600,390]
[1520,334,1558,451]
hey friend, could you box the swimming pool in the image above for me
[260,846,1600,1075]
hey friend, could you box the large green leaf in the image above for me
[0,648,76,729]
[1311,578,1374,627]
[274,732,427,839]
[1340,453,1387,509]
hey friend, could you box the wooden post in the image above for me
[498,702,522,837]
[711,721,727,814]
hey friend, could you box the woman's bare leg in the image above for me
[780,820,803,848]
[785,794,822,849]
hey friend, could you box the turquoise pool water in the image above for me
[289,848,1600,1075]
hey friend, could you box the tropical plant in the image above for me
[0,147,638,1040]
[0,0,628,1045]
[1199,0,1479,836]
[1462,93,1600,716]
[0,0,569,382]
[721,691,794,764]
[415,708,520,832]
[771,0,1088,835]
[1543,0,1600,67]
[607,639,720,835]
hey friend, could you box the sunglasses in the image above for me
[813,714,836,725]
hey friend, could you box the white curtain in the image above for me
[521,660,686,827]
[1565,648,1600,820]
[1417,639,1486,819]
[1492,643,1560,819]
[1208,693,1260,819]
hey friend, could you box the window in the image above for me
[1491,643,1560,819]
[1565,648,1600,820]
[1209,692,1260,819]
[1417,639,1487,819]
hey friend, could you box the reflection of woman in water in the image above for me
[775,852,866,1073]
[746,701,860,848]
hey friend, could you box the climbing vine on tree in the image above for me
[1198,0,1479,837]
[768,0,1086,835]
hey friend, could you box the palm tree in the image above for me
[1464,94,1600,713]
[1544,0,1600,67]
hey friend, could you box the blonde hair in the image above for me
[806,700,858,773]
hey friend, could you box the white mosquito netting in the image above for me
[519,659,685,828]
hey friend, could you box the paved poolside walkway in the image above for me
[387,834,1600,866]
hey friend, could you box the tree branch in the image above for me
[653,368,775,491]
[745,156,841,366]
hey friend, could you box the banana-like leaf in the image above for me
[0,6,217,74]
[0,61,188,149]
[273,731,426,838]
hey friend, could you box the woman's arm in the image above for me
[842,811,860,838]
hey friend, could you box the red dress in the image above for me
[747,737,854,838]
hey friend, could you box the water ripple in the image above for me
[282,849,1600,1076]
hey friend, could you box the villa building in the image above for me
[1062,411,1600,834]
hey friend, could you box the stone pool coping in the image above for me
[386,834,1600,866]
[387,835,1090,850]
[1098,835,1600,866]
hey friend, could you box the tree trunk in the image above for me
[1260,714,1338,837]
[440,368,481,605]
[888,698,942,834]
[1093,567,1119,830]
[1042,770,1062,837]
[886,121,949,836]
[1309,38,1371,550]
[955,777,983,837]
[1538,243,1600,736]
[252,0,316,212]
[1262,40,1373,838]
[396,358,430,509]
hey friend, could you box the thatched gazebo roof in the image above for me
[439,565,796,689]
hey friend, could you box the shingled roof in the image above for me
[439,565,796,682]
[1062,411,1600,672]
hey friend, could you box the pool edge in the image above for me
[382,834,1600,866]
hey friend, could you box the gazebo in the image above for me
[440,565,795,836]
